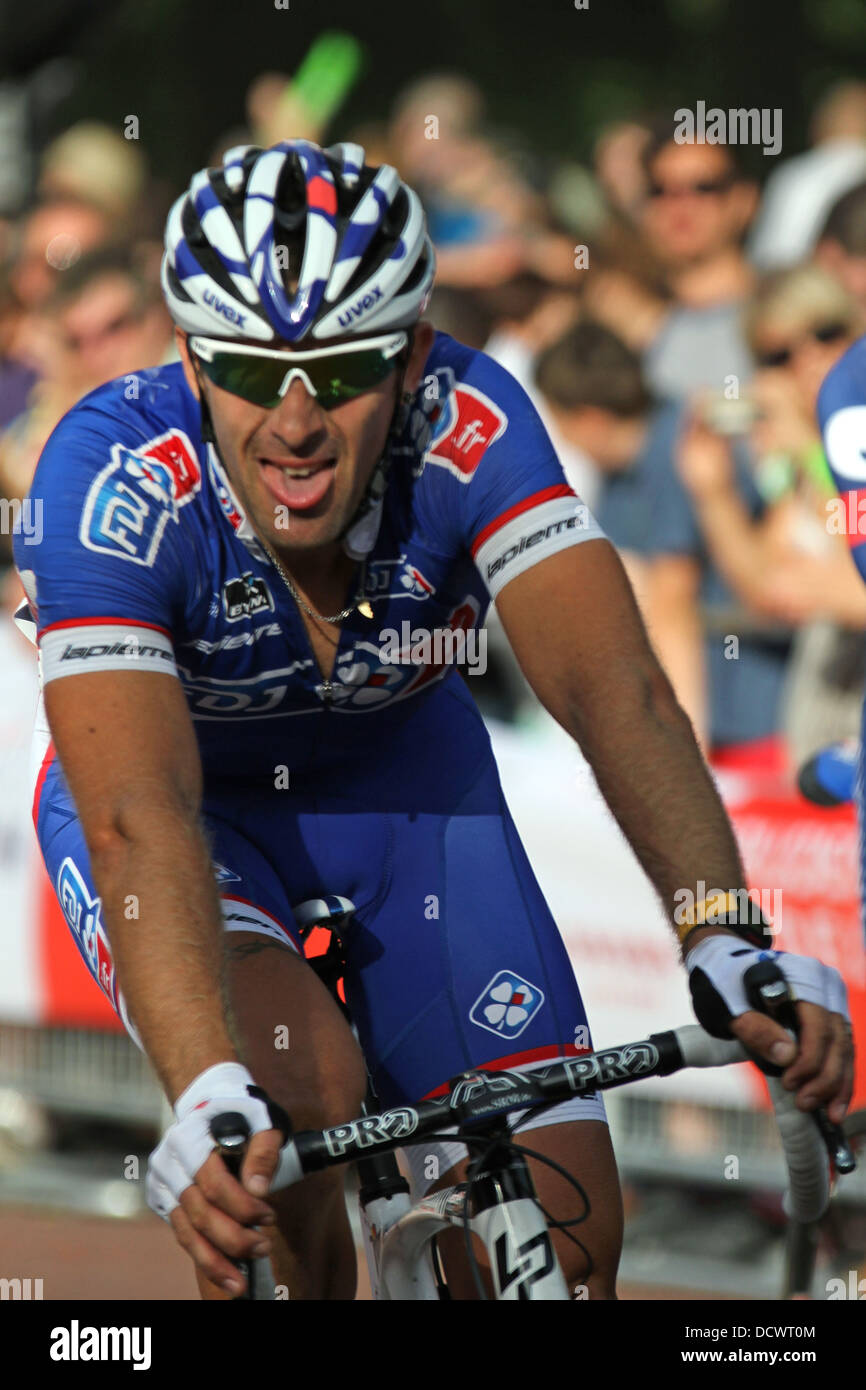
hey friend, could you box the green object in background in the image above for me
[754,444,837,503]
[286,31,364,125]
[754,451,796,504]
[801,441,836,497]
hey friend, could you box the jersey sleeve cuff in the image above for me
[39,620,177,682]
[471,488,606,598]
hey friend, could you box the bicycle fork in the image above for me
[357,1124,569,1300]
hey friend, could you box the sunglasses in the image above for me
[189,331,408,410]
[647,175,736,199]
[754,321,851,369]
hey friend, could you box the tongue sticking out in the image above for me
[260,461,336,511]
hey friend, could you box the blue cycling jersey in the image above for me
[12,330,609,1140]
[818,335,866,941]
[14,330,602,779]
[818,333,866,581]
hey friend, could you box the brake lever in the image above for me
[743,959,855,1175]
[209,1111,255,1299]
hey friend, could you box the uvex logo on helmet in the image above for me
[336,285,383,329]
[203,289,246,329]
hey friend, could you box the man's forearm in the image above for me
[89,810,239,1104]
[565,661,747,929]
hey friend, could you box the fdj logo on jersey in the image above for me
[469,970,545,1039]
[80,430,201,565]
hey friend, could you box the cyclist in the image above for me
[14,140,852,1300]
[818,337,866,943]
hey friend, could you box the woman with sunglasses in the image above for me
[13,141,852,1300]
[675,264,866,767]
[676,265,866,629]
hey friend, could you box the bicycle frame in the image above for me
[291,896,572,1299]
[225,897,847,1302]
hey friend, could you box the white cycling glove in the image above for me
[145,1062,288,1221]
[686,935,850,1046]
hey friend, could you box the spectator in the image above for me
[389,74,545,288]
[4,195,113,374]
[675,264,865,624]
[593,120,652,225]
[675,265,866,760]
[7,196,112,319]
[535,320,660,606]
[37,122,148,228]
[749,82,866,271]
[481,273,595,505]
[815,179,866,315]
[535,320,701,728]
[0,245,174,507]
[639,126,758,401]
[582,224,672,352]
[0,267,37,431]
[424,286,495,352]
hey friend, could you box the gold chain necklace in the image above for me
[261,539,373,623]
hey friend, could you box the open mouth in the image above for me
[258,456,338,512]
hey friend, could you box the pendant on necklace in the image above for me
[357,600,374,619]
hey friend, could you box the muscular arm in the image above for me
[495,539,744,927]
[495,537,852,1118]
[44,669,239,1104]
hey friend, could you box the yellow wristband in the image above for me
[674,891,742,946]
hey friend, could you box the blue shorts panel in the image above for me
[35,679,599,1108]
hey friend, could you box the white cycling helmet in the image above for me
[161,139,435,343]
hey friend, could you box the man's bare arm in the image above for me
[44,668,239,1104]
[495,539,743,918]
[495,538,852,1119]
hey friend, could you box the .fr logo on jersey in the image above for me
[426,382,508,482]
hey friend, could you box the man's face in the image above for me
[11,202,109,309]
[59,273,170,392]
[641,142,755,267]
[178,323,434,555]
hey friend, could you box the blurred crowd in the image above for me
[4,63,866,772]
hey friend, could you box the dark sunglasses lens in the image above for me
[757,348,792,368]
[306,349,399,407]
[197,353,285,406]
[756,322,850,369]
[813,322,848,344]
[197,346,399,409]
